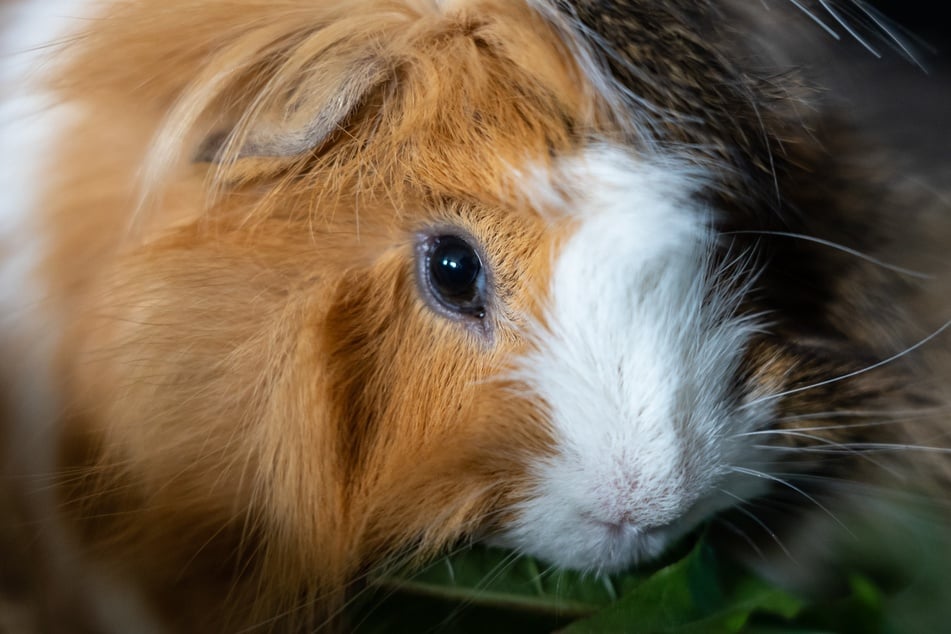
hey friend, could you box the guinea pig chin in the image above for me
[496,147,772,573]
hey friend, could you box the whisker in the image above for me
[784,0,842,39]
[730,466,853,535]
[818,0,882,57]
[744,429,902,476]
[851,0,928,71]
[718,488,796,561]
[434,549,525,630]
[723,229,932,279]
[348,543,526,633]
[749,470,951,514]
[774,406,951,424]
[758,418,946,436]
[745,89,781,204]
[742,317,951,409]
[759,442,951,455]
[714,517,765,560]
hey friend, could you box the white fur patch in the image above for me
[0,1,96,320]
[501,146,772,573]
[0,0,97,464]
[0,0,104,468]
[1,2,164,632]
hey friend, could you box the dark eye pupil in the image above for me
[428,236,485,317]
[432,239,479,294]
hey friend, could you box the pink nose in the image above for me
[588,472,644,525]
[581,509,638,532]
[594,508,642,530]
[588,472,689,530]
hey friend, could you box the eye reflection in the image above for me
[425,235,487,319]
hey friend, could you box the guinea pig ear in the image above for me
[194,56,388,165]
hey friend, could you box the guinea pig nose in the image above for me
[598,513,639,530]
[592,473,642,514]
[580,510,642,540]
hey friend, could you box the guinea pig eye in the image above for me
[423,235,487,319]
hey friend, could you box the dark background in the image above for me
[874,1,949,38]
[795,2,950,165]
[867,1,951,58]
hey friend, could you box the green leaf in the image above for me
[561,540,802,634]
[348,498,951,634]
[367,546,625,617]
[351,536,805,633]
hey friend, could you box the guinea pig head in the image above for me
[49,0,631,624]
[45,0,930,629]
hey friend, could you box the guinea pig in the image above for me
[1,0,949,631]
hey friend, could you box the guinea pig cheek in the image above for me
[494,148,769,573]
